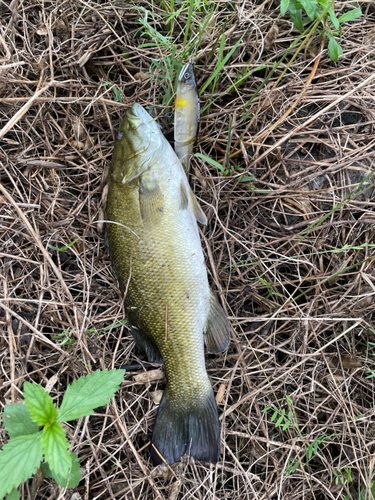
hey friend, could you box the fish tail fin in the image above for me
[150,387,220,465]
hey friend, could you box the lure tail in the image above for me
[150,387,220,465]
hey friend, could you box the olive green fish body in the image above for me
[174,62,199,173]
[106,104,229,465]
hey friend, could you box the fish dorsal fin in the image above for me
[180,180,189,210]
[139,179,164,227]
[190,188,207,225]
[204,290,230,353]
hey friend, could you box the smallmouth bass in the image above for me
[105,103,230,465]
[174,61,199,173]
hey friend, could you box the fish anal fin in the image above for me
[150,386,220,465]
[189,189,207,225]
[204,290,230,353]
[180,180,189,210]
[139,180,164,227]
[127,314,163,364]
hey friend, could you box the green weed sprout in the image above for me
[281,0,362,61]
[334,466,353,485]
[0,369,125,499]
[263,396,334,476]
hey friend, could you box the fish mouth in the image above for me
[126,103,157,130]
[126,111,142,130]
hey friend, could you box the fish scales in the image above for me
[106,103,230,465]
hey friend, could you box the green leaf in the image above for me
[57,369,125,423]
[270,409,278,422]
[0,432,43,499]
[280,0,289,16]
[42,453,81,488]
[282,420,291,431]
[289,0,304,30]
[328,36,343,62]
[338,8,362,24]
[298,0,318,20]
[194,153,227,174]
[3,404,39,438]
[23,382,58,426]
[289,9,303,31]
[239,175,256,182]
[47,238,79,253]
[41,421,71,478]
[6,488,21,500]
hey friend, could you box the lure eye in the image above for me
[117,131,124,140]
[184,72,190,79]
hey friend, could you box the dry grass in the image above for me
[1,0,375,498]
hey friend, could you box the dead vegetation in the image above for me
[1,0,375,498]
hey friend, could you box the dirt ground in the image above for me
[1,0,375,499]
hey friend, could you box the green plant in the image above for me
[281,0,362,61]
[263,396,335,476]
[53,327,75,346]
[47,238,79,253]
[334,466,353,485]
[0,369,125,499]
[101,82,124,103]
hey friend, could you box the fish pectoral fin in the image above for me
[189,188,207,225]
[204,290,230,353]
[128,314,163,364]
[150,386,220,465]
[179,181,189,210]
[139,180,164,227]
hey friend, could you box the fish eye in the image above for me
[117,131,124,140]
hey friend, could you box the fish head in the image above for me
[111,104,165,185]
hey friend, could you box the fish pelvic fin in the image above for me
[150,387,220,465]
[180,180,189,210]
[189,188,207,225]
[127,313,163,364]
[204,290,230,353]
[139,179,164,228]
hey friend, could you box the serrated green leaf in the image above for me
[42,453,81,488]
[6,488,21,500]
[41,422,71,478]
[328,36,343,62]
[57,369,125,423]
[280,0,289,16]
[3,404,39,438]
[0,432,43,499]
[23,382,58,426]
[338,8,362,24]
